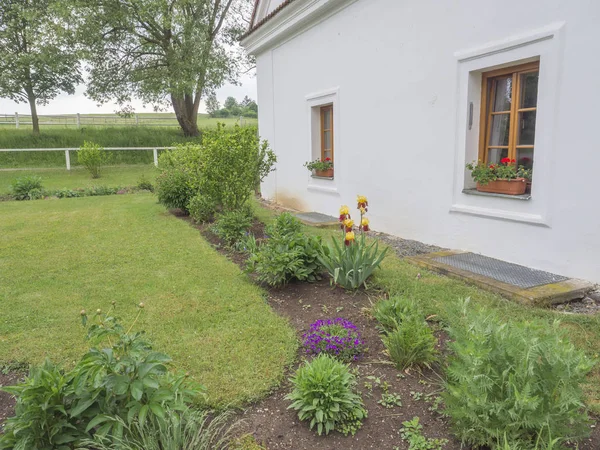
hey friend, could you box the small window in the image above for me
[320,105,333,163]
[479,61,539,174]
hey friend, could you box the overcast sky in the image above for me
[0,73,257,116]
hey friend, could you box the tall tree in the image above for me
[0,0,82,134]
[81,0,250,136]
[205,93,220,117]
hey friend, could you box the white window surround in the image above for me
[306,87,340,195]
[450,22,565,227]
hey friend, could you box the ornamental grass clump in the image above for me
[443,298,594,449]
[285,354,367,436]
[302,318,365,362]
[318,196,387,289]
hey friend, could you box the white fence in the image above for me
[0,113,251,128]
[0,147,175,170]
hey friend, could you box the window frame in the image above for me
[320,104,334,163]
[478,61,539,165]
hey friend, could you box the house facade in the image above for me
[241,0,600,284]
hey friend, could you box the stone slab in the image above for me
[294,212,339,227]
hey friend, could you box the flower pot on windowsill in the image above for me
[315,168,334,178]
[476,178,527,195]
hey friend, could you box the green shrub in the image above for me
[372,296,421,333]
[318,233,387,289]
[285,354,367,436]
[136,175,154,192]
[198,124,276,211]
[0,307,204,449]
[248,213,324,286]
[77,141,112,178]
[155,144,204,213]
[382,314,437,371]
[234,232,259,255]
[155,169,195,212]
[211,208,254,247]
[10,175,43,200]
[54,188,83,198]
[27,188,45,200]
[188,194,217,223]
[443,299,594,449]
[84,408,236,450]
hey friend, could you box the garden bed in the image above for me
[186,209,600,450]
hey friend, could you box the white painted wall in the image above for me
[252,0,600,283]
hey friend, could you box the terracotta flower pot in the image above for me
[476,178,527,195]
[315,168,334,178]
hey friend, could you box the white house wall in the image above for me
[254,0,600,283]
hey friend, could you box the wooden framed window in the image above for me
[320,105,333,162]
[478,61,539,173]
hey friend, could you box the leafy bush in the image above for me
[77,141,112,178]
[302,318,365,362]
[285,354,367,436]
[382,313,437,371]
[372,296,421,333]
[319,233,387,290]
[136,175,154,192]
[155,169,196,212]
[0,306,205,448]
[247,213,324,286]
[84,408,236,450]
[188,194,217,223]
[10,175,43,200]
[27,188,45,200]
[155,143,204,213]
[199,124,276,211]
[234,232,259,255]
[443,299,594,449]
[211,207,254,247]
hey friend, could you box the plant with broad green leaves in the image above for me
[82,408,237,450]
[211,207,254,247]
[399,417,448,450]
[443,298,594,449]
[0,305,205,449]
[10,175,43,200]
[285,354,367,436]
[319,198,387,289]
[247,212,324,286]
[77,141,112,178]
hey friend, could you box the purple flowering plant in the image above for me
[302,318,365,362]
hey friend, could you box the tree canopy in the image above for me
[80,0,252,136]
[0,0,82,134]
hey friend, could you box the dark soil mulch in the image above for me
[0,371,24,430]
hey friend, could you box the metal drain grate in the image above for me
[433,252,569,289]
[294,212,338,225]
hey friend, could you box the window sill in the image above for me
[462,188,531,201]
[311,175,334,180]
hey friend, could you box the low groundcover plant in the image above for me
[302,318,365,362]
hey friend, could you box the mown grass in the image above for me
[252,200,600,414]
[0,120,256,168]
[0,166,158,194]
[0,195,297,406]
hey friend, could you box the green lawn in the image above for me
[0,194,297,406]
[0,165,158,194]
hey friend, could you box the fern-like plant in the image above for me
[382,314,437,370]
[285,354,367,436]
[443,299,594,449]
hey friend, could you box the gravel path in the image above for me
[369,230,444,258]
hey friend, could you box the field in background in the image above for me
[0,118,257,168]
[0,166,157,194]
[0,112,256,129]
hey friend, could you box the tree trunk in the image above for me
[171,93,199,137]
[27,91,40,135]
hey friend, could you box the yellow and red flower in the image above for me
[343,218,354,232]
[344,231,355,246]
[357,195,368,210]
[360,217,370,232]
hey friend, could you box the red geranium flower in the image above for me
[500,157,511,164]
[325,157,331,161]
